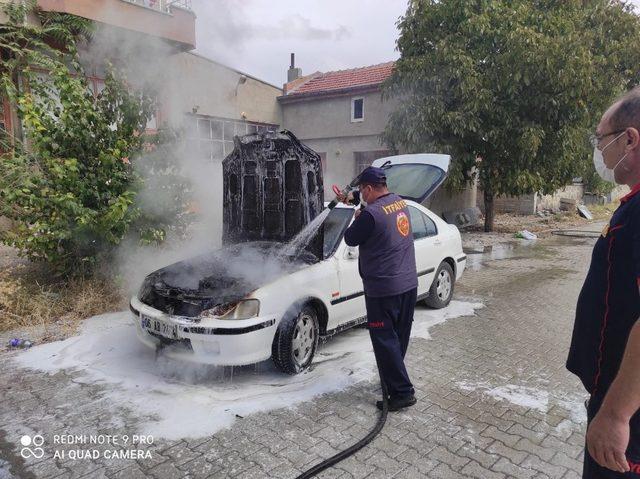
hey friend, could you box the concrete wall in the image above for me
[298,135,389,198]
[537,184,584,212]
[477,191,535,215]
[0,0,8,24]
[477,184,585,215]
[161,53,282,128]
[609,184,631,202]
[37,0,196,50]
[155,53,282,248]
[281,91,398,198]
[427,182,478,217]
[282,91,398,140]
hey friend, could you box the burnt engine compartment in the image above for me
[222,130,324,245]
[139,130,326,317]
[138,242,317,317]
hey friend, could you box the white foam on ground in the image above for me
[411,301,484,339]
[486,385,550,411]
[13,301,482,439]
[457,380,588,433]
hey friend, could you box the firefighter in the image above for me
[339,166,418,411]
[566,87,640,477]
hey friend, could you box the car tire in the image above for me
[424,261,455,309]
[271,304,319,374]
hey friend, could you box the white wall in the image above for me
[162,53,282,128]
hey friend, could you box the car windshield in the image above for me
[322,208,354,258]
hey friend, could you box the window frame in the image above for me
[351,97,364,123]
[408,205,439,241]
[323,208,356,259]
[423,212,438,237]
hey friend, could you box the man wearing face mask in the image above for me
[567,87,640,477]
[338,166,418,412]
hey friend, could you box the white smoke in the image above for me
[74,5,227,294]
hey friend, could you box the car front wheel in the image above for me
[424,261,454,309]
[272,304,319,374]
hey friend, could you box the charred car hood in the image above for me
[138,242,316,317]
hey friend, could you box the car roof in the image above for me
[323,199,420,209]
[323,202,355,209]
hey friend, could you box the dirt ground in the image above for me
[0,244,125,344]
[461,203,614,251]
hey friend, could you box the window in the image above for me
[409,206,427,240]
[188,115,278,161]
[351,97,364,122]
[384,163,446,203]
[198,119,211,139]
[408,206,437,240]
[321,208,354,259]
[424,214,437,236]
[354,150,390,177]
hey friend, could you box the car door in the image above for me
[328,238,366,331]
[318,208,365,331]
[408,205,442,297]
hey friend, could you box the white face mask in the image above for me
[593,131,628,183]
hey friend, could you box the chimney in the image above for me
[287,53,302,82]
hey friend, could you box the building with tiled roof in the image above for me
[282,62,395,99]
[279,59,399,198]
[279,56,477,216]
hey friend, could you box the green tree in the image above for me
[0,0,92,151]
[0,1,184,273]
[383,0,640,231]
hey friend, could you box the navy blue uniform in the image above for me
[567,184,640,478]
[345,192,418,399]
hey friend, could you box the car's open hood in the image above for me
[372,153,450,203]
[139,242,317,317]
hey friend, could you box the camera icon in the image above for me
[20,435,44,459]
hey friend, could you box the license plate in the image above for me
[141,315,178,339]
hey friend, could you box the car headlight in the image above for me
[200,299,260,320]
[138,276,154,302]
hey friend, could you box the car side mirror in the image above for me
[344,246,359,260]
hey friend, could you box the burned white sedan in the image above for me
[130,154,466,374]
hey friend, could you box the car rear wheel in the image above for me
[272,304,319,374]
[424,261,454,309]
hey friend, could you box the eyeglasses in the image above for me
[590,129,627,148]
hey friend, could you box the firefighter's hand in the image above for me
[337,192,355,205]
[586,409,630,473]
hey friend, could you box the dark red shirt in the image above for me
[567,184,640,401]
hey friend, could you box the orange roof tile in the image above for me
[284,61,395,97]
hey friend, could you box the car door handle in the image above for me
[434,239,442,245]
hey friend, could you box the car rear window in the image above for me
[384,163,445,203]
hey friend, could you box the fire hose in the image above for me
[295,370,389,479]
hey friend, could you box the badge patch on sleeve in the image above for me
[396,211,410,237]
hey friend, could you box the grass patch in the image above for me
[587,202,617,221]
[0,260,127,334]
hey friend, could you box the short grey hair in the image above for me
[610,86,640,132]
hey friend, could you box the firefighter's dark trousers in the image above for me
[365,287,417,399]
